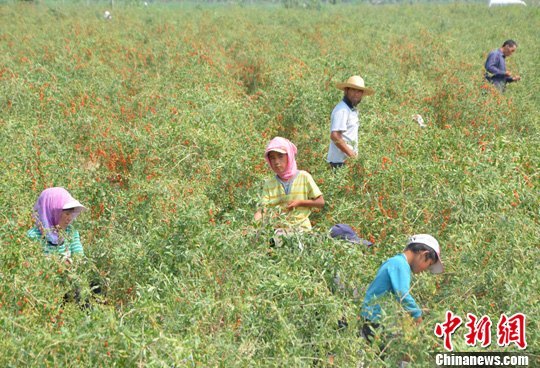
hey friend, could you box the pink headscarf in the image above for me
[264,137,299,181]
[33,187,85,244]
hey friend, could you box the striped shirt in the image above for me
[261,170,323,231]
[27,225,84,256]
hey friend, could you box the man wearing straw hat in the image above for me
[327,75,374,169]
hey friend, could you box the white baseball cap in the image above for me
[63,200,87,215]
[408,234,443,274]
[267,148,287,154]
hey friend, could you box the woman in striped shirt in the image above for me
[27,187,87,260]
[254,137,324,237]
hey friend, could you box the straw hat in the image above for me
[336,75,375,96]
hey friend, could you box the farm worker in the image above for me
[360,234,443,344]
[484,40,521,92]
[27,188,95,306]
[327,75,374,169]
[254,137,324,245]
[27,187,86,260]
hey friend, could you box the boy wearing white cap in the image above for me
[360,234,443,343]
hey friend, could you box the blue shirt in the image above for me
[361,254,422,322]
[485,49,509,81]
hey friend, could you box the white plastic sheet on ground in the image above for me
[489,0,527,7]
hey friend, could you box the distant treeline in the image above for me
[8,0,538,13]
[11,0,520,6]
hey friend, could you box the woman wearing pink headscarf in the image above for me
[254,137,324,232]
[27,187,87,258]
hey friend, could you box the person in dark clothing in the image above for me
[484,39,521,92]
